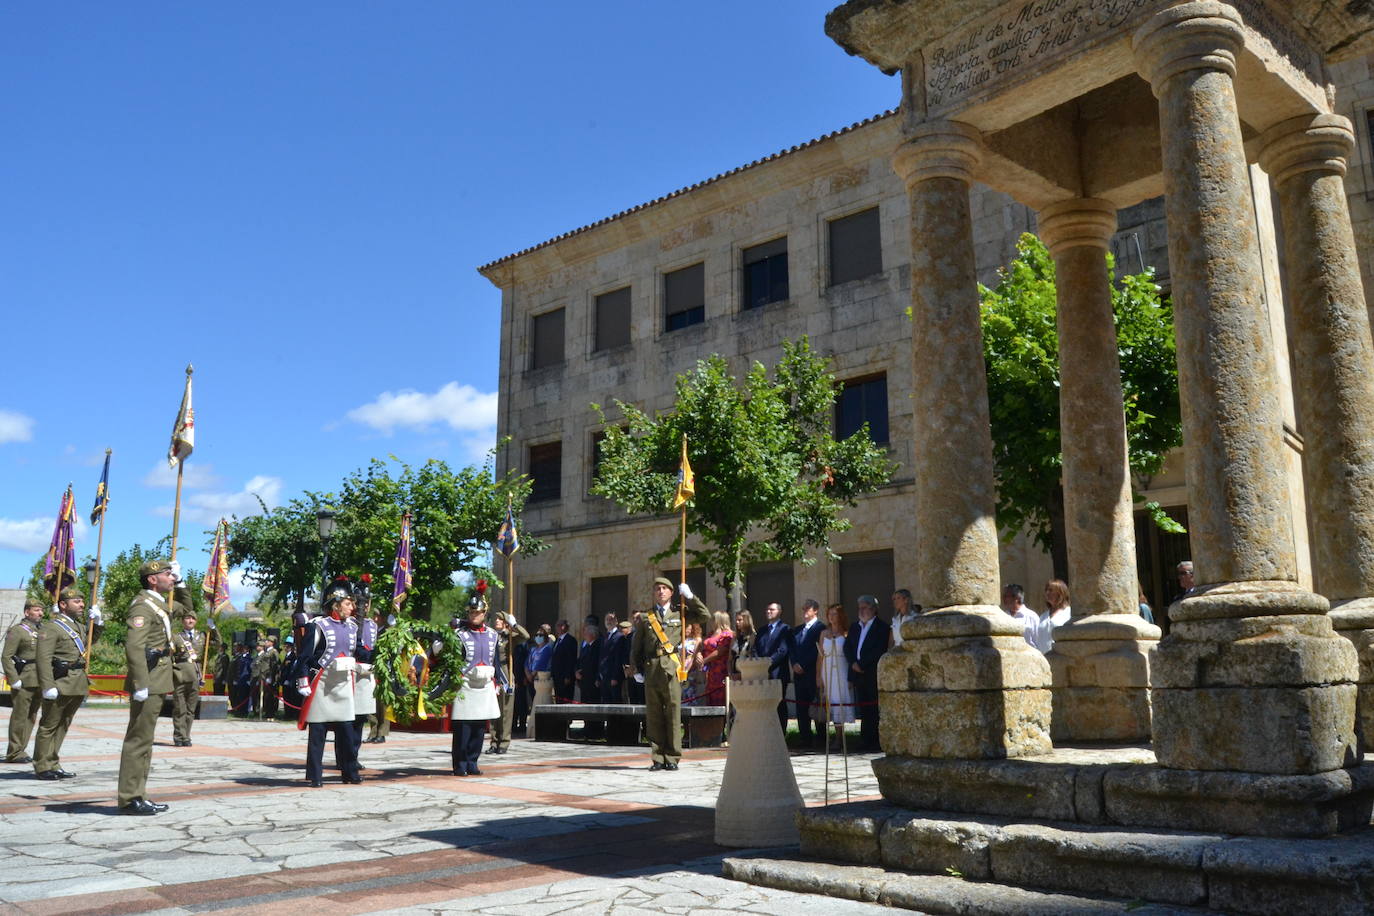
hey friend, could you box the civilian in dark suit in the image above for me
[598,614,626,702]
[789,599,824,747]
[576,623,604,737]
[625,613,645,703]
[512,639,531,732]
[845,594,890,752]
[550,619,578,701]
[755,601,792,732]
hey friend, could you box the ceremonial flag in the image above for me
[43,486,77,598]
[496,499,520,558]
[90,450,111,525]
[671,434,694,509]
[203,519,233,615]
[392,513,413,611]
[168,366,195,469]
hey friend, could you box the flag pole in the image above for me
[87,451,111,660]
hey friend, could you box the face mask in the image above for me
[535,635,547,645]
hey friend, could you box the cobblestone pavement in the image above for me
[0,703,890,914]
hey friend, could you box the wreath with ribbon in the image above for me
[373,616,467,724]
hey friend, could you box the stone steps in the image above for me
[772,801,1374,915]
[722,857,1210,915]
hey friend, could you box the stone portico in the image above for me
[729,1,1374,911]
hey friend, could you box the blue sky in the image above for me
[0,2,897,596]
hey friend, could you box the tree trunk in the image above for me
[1048,483,1070,583]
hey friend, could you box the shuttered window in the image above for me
[828,208,882,285]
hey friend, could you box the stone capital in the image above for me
[1036,198,1117,256]
[892,120,982,187]
[1132,1,1245,93]
[1257,114,1355,187]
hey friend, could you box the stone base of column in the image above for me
[879,606,1052,759]
[715,658,803,847]
[1151,582,1360,774]
[865,748,1374,838]
[1047,615,1159,743]
[1329,597,1374,751]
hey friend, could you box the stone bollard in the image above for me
[531,671,553,739]
[715,658,803,847]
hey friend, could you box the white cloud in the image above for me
[0,410,35,444]
[0,517,51,553]
[154,475,284,526]
[346,382,498,436]
[142,460,223,489]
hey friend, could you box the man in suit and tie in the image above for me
[754,601,792,732]
[575,622,604,737]
[550,619,578,702]
[789,598,824,748]
[598,613,626,703]
[845,594,890,752]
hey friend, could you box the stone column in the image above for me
[1259,113,1374,744]
[1038,198,1160,742]
[880,120,1052,761]
[1133,2,1358,773]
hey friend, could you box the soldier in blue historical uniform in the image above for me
[293,580,361,787]
[350,577,379,759]
[450,594,501,776]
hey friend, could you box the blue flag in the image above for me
[90,450,111,526]
[496,500,520,558]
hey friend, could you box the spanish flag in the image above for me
[671,434,694,510]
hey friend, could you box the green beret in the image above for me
[139,558,172,579]
[57,586,83,602]
[653,577,674,589]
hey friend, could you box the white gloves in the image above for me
[678,582,694,600]
[505,612,518,626]
[169,560,183,581]
[132,687,149,702]
[88,605,103,625]
[633,672,645,684]
[386,614,397,626]
[357,663,372,674]
[208,616,218,632]
[43,687,57,699]
[11,680,20,689]
[297,679,312,697]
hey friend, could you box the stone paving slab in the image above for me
[0,704,888,914]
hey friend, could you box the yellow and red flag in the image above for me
[203,519,232,615]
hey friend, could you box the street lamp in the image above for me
[83,559,98,588]
[316,508,338,595]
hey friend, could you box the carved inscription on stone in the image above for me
[923,0,1321,113]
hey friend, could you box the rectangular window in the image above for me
[525,582,560,634]
[828,207,882,286]
[659,566,707,602]
[530,308,565,370]
[836,374,889,444]
[664,262,705,332]
[744,561,796,624]
[742,237,789,310]
[837,549,895,619]
[528,440,562,503]
[594,286,632,352]
[590,575,630,622]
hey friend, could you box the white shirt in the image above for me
[855,616,876,656]
[1009,606,1037,648]
[891,610,916,647]
[1033,606,1072,654]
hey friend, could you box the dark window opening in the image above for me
[664,263,705,332]
[530,308,565,370]
[743,237,789,310]
[828,207,882,285]
[528,441,562,503]
[836,374,889,444]
[595,286,631,352]
[590,575,629,621]
[837,550,895,619]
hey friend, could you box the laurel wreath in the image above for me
[373,617,467,724]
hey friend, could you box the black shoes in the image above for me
[343,774,363,784]
[469,768,482,776]
[664,762,679,771]
[7,755,33,764]
[308,778,323,787]
[35,770,62,780]
[173,739,193,747]
[120,798,164,815]
[56,769,76,779]
[649,762,664,771]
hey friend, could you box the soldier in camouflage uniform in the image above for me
[3,599,44,763]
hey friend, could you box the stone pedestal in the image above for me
[531,672,553,739]
[1038,197,1160,742]
[715,659,803,847]
[1331,599,1374,745]
[881,608,1052,759]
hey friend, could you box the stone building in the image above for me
[479,46,1374,634]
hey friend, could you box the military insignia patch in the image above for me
[131,616,146,628]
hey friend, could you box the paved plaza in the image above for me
[0,702,888,915]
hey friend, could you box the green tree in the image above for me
[592,337,895,611]
[980,233,1183,577]
[328,454,537,619]
[227,493,330,613]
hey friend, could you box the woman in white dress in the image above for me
[816,603,856,749]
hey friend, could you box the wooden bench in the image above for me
[532,703,727,747]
